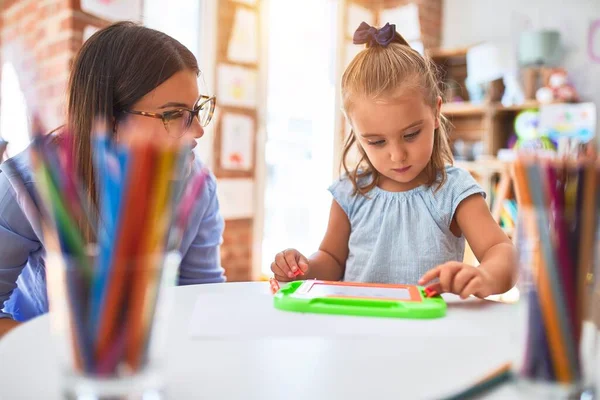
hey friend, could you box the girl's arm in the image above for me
[304,200,351,281]
[274,200,350,281]
[455,194,517,294]
[419,194,517,298]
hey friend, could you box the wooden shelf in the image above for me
[454,159,509,175]
[441,102,486,117]
[427,47,469,60]
[432,48,521,269]
[494,100,540,112]
[442,101,541,117]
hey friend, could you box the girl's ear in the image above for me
[435,96,442,129]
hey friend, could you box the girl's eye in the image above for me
[404,130,421,140]
[367,139,385,146]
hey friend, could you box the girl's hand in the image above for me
[418,262,494,299]
[271,249,309,282]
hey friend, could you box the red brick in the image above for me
[3,0,22,10]
[41,59,68,81]
[59,14,73,32]
[1,0,77,126]
[2,28,18,43]
[220,217,253,280]
[24,1,38,16]
[40,4,59,19]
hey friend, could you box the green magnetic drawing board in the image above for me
[273,280,446,319]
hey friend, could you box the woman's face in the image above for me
[116,69,204,160]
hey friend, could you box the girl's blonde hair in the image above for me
[341,28,453,196]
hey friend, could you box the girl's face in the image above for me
[115,69,204,161]
[349,88,441,192]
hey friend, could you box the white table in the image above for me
[0,282,548,399]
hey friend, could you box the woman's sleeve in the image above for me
[177,172,226,285]
[0,172,40,319]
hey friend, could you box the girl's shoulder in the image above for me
[428,164,486,226]
[441,164,479,189]
[327,172,374,218]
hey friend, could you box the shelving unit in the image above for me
[429,47,538,269]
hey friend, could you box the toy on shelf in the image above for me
[536,68,579,104]
[452,139,484,161]
[501,71,526,107]
[512,109,556,151]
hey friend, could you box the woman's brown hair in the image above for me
[341,27,453,196]
[65,21,200,241]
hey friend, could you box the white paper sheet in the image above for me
[217,64,258,109]
[296,281,412,300]
[227,8,258,64]
[220,113,254,171]
[215,178,254,219]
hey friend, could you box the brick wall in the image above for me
[1,0,73,130]
[0,0,109,130]
[220,219,253,282]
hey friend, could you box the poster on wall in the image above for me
[216,178,254,219]
[538,102,597,143]
[227,7,258,64]
[220,113,254,171]
[217,64,258,109]
[81,0,143,22]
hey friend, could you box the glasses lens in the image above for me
[198,97,215,127]
[166,110,194,137]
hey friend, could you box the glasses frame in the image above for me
[122,95,216,137]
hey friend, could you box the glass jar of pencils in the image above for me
[511,157,599,399]
[45,248,181,400]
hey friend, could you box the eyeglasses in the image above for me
[122,95,216,138]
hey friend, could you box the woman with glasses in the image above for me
[0,22,225,336]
